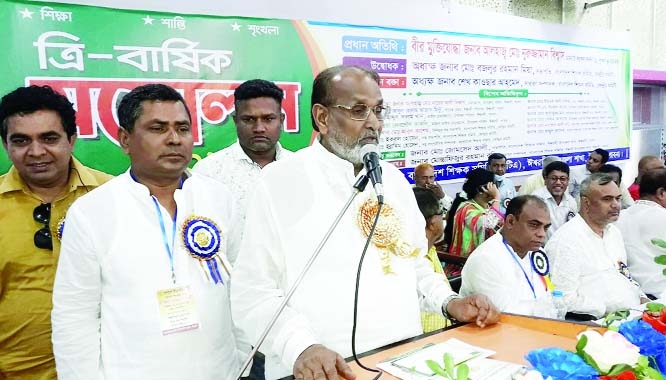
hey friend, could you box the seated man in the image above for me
[569,148,608,200]
[461,196,553,316]
[532,161,578,240]
[413,187,452,332]
[413,162,453,216]
[616,168,666,299]
[518,155,560,196]
[487,152,515,213]
[628,155,663,200]
[598,163,634,209]
[546,173,647,318]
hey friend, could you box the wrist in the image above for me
[488,199,500,207]
[441,294,462,321]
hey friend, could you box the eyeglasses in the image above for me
[33,203,53,250]
[330,104,390,121]
[546,176,569,183]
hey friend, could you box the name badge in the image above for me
[156,285,201,336]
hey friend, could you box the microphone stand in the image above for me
[234,174,370,380]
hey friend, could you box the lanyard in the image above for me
[503,239,536,299]
[152,197,178,284]
[130,170,182,284]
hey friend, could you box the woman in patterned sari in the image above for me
[442,168,504,278]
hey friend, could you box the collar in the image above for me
[231,140,286,164]
[635,199,662,208]
[0,157,103,196]
[312,136,359,175]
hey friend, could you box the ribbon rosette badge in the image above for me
[357,197,419,274]
[182,216,223,260]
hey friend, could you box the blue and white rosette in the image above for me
[530,249,550,276]
[181,216,229,285]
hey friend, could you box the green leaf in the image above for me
[645,366,666,380]
[576,334,588,354]
[426,360,448,377]
[606,364,633,376]
[663,267,666,276]
[637,355,649,369]
[444,353,455,378]
[646,302,666,312]
[580,351,601,373]
[654,255,666,265]
[456,363,470,380]
[651,238,666,249]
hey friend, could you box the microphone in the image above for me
[359,144,383,204]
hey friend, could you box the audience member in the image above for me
[532,161,577,239]
[413,162,454,216]
[518,155,560,196]
[443,168,504,277]
[487,152,515,213]
[461,196,553,316]
[546,173,646,318]
[0,85,111,379]
[598,163,634,209]
[616,167,666,299]
[628,155,663,200]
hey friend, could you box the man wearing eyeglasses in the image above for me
[0,85,111,379]
[531,161,578,240]
[230,65,500,380]
[51,84,248,380]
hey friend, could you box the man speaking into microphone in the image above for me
[230,65,500,380]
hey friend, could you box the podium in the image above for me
[346,314,598,379]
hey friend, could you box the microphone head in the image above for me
[359,144,380,161]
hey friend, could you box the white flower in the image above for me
[577,330,640,373]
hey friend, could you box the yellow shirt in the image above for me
[0,158,112,379]
[421,246,452,333]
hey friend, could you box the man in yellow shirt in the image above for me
[0,85,112,379]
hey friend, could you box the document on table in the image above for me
[376,338,525,379]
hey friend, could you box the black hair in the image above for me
[413,187,442,221]
[310,65,380,132]
[592,148,610,164]
[598,164,623,183]
[443,168,495,248]
[0,85,76,142]
[639,167,666,197]
[234,79,284,110]
[543,161,570,177]
[505,195,547,218]
[487,152,507,164]
[117,83,191,132]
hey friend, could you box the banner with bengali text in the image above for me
[0,0,631,182]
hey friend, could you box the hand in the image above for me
[293,344,356,380]
[446,294,500,328]
[426,182,446,199]
[483,182,501,201]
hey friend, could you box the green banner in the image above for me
[1,0,318,174]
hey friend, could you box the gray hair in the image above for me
[579,173,615,197]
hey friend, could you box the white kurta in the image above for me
[545,214,642,318]
[460,233,550,316]
[193,141,292,264]
[496,177,516,214]
[616,200,666,297]
[52,172,245,380]
[230,139,455,379]
[532,186,578,240]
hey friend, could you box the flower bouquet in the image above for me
[642,303,666,334]
[526,319,666,380]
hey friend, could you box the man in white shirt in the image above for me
[194,79,292,265]
[598,163,635,209]
[546,173,646,318]
[230,65,500,380]
[616,167,666,299]
[569,148,608,200]
[51,84,246,380]
[413,162,453,216]
[487,152,515,213]
[518,155,560,196]
[461,195,553,316]
[532,161,578,240]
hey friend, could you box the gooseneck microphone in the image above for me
[359,144,383,204]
